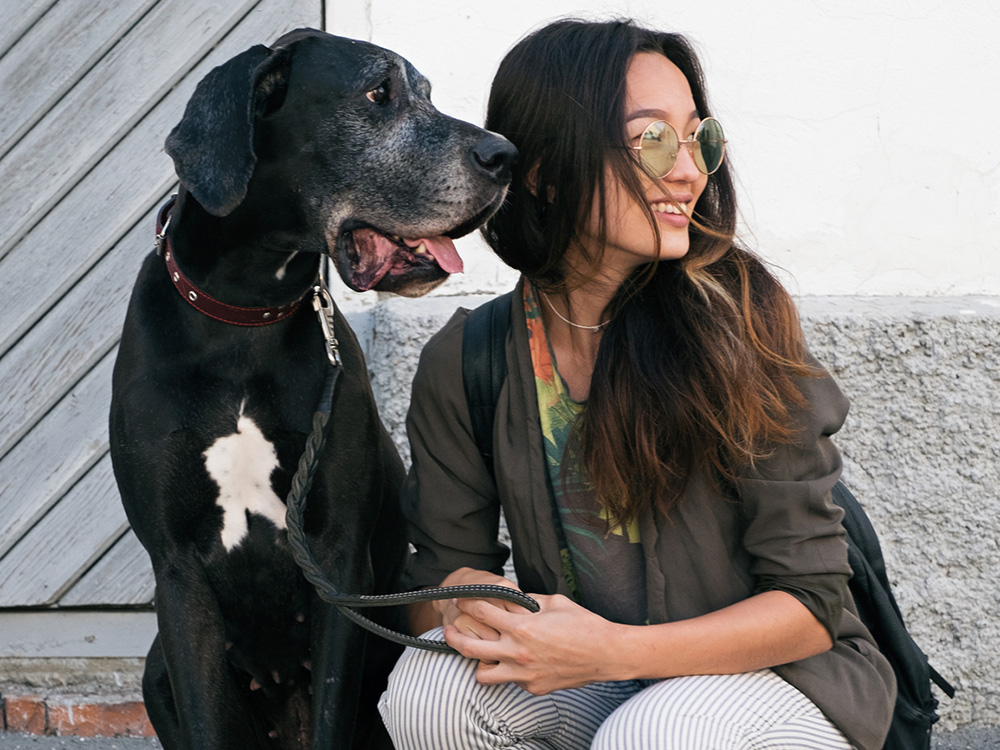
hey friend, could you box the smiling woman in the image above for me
[377,17,897,750]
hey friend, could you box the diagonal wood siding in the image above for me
[0,0,322,648]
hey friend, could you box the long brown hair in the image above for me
[483,18,815,522]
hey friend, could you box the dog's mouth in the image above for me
[333,190,508,296]
[335,223,463,294]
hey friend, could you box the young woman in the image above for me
[378,18,896,750]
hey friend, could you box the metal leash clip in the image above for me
[155,207,172,256]
[313,257,342,368]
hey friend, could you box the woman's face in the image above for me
[577,52,709,282]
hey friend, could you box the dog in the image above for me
[109,28,515,749]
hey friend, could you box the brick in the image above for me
[46,697,155,738]
[3,693,47,734]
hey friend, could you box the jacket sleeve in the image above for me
[399,309,510,591]
[735,363,854,641]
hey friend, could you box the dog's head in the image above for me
[165,29,515,296]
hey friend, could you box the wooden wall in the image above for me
[0,0,321,656]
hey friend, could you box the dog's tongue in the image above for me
[404,236,464,274]
[351,230,465,290]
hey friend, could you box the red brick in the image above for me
[47,697,155,738]
[4,693,47,734]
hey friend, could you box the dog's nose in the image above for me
[471,135,517,183]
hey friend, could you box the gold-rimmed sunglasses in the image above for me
[630,117,727,179]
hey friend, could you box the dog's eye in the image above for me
[366,80,390,105]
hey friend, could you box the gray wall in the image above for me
[361,293,1000,730]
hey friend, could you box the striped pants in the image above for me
[378,628,854,750]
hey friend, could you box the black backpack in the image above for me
[461,292,954,750]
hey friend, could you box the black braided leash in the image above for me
[284,300,539,653]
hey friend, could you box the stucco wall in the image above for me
[328,0,1000,303]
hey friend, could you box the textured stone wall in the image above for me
[359,294,1000,730]
[799,297,1000,729]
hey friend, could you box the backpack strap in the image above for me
[462,291,513,481]
[831,482,956,699]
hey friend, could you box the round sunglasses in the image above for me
[630,117,727,179]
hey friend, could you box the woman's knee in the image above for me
[591,680,735,750]
[378,630,600,750]
[378,632,482,746]
[590,671,851,750]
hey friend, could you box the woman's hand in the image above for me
[406,567,525,640]
[443,593,623,694]
[435,567,526,643]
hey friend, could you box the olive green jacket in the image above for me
[401,278,896,750]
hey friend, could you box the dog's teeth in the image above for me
[414,242,427,254]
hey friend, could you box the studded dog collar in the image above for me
[155,197,312,327]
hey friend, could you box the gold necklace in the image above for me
[539,289,609,332]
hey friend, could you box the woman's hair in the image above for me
[483,18,814,522]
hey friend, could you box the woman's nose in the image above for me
[666,141,701,182]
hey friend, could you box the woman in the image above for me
[378,18,895,750]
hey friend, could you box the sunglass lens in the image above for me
[694,118,726,174]
[639,121,679,179]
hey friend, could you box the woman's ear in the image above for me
[525,162,540,198]
[525,163,554,203]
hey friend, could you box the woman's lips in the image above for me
[650,198,690,227]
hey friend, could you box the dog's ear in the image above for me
[165,45,275,217]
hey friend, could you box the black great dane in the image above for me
[109,28,514,750]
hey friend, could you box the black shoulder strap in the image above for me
[831,481,955,700]
[462,292,513,480]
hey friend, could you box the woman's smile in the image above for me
[650,194,693,227]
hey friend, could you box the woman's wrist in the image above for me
[609,621,668,682]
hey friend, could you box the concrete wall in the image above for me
[327,0,1000,302]
[325,0,1000,732]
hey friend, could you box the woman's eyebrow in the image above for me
[626,107,700,123]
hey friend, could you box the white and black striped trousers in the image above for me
[378,628,854,750]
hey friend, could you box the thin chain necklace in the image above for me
[539,289,609,332]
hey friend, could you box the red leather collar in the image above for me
[156,198,310,327]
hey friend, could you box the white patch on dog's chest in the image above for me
[202,414,287,551]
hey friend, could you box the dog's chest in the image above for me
[202,413,288,551]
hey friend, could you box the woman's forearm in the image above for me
[612,590,833,682]
[447,589,833,694]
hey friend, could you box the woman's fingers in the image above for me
[450,611,502,641]
[444,625,508,661]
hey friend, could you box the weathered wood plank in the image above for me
[0,0,322,612]
[0,0,261,256]
[0,0,159,158]
[0,0,322,353]
[0,4,323,452]
[0,350,115,559]
[0,455,126,606]
[0,217,149,460]
[0,611,157,657]
[60,530,155,606]
[0,0,57,58]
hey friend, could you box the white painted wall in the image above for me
[327,0,1000,298]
